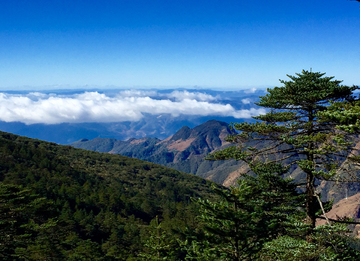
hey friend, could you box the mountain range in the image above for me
[72,120,246,185]
[72,119,360,204]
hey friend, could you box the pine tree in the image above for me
[183,163,303,261]
[139,216,175,260]
[0,183,61,260]
[207,70,359,241]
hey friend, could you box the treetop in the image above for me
[257,70,358,110]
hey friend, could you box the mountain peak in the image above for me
[191,120,234,138]
[170,125,191,141]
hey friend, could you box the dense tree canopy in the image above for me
[183,163,303,260]
[0,131,220,260]
[182,162,360,260]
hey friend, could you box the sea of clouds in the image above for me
[0,90,266,125]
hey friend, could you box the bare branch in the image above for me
[315,193,331,225]
[316,216,360,225]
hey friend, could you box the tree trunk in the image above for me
[306,110,316,243]
[305,170,316,243]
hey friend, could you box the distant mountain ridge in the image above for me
[72,120,246,184]
[72,119,360,204]
[0,88,264,144]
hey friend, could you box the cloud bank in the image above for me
[0,91,265,125]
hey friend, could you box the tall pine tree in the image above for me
[208,70,359,241]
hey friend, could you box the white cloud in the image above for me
[232,108,267,118]
[241,98,251,104]
[118,90,158,97]
[27,92,49,98]
[164,90,217,102]
[0,91,265,125]
[244,88,257,94]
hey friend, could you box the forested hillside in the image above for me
[0,131,221,260]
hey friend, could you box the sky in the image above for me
[0,0,359,90]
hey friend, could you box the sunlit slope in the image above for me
[0,130,220,259]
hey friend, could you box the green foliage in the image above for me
[318,99,360,133]
[0,183,63,260]
[182,163,305,261]
[260,224,360,261]
[139,216,176,260]
[259,236,320,261]
[0,131,220,259]
[207,70,359,238]
[180,162,360,260]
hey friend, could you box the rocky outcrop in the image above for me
[317,192,360,237]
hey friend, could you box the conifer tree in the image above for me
[183,163,303,260]
[0,183,60,260]
[139,216,175,260]
[207,70,359,241]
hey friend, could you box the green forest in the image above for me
[0,130,223,260]
[2,70,360,260]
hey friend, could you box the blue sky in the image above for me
[0,0,359,90]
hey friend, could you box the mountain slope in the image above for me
[0,131,219,260]
[72,120,246,184]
